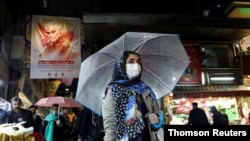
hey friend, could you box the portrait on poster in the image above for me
[30,15,81,79]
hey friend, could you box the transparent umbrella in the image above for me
[75,32,191,115]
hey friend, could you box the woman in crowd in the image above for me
[41,103,66,141]
[102,51,164,141]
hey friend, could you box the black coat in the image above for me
[33,114,42,132]
[188,107,210,125]
[77,108,104,141]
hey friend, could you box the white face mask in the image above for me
[52,110,57,115]
[126,63,141,80]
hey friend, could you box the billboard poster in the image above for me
[178,41,202,84]
[30,15,81,79]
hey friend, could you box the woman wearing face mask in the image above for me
[102,51,164,141]
[41,103,66,141]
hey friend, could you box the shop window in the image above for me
[201,43,234,68]
[178,42,237,85]
[169,97,240,125]
[234,35,250,75]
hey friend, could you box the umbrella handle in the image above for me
[58,106,60,119]
[153,111,164,129]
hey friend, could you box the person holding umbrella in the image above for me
[102,51,164,141]
[41,103,66,141]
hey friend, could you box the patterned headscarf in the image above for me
[107,51,157,140]
[110,50,157,100]
[112,51,142,86]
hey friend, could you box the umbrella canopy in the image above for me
[76,32,191,115]
[35,96,82,108]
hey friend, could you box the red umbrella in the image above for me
[35,96,82,108]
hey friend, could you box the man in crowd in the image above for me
[29,104,43,132]
[7,96,34,128]
[187,102,210,125]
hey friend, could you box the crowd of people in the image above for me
[0,51,165,141]
[187,102,230,125]
[1,50,250,141]
[0,96,106,141]
[1,96,249,140]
